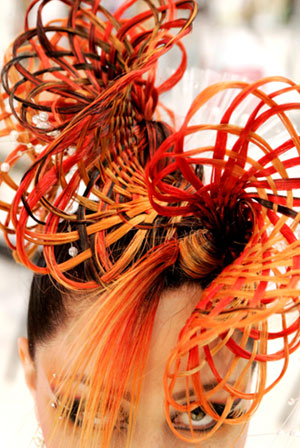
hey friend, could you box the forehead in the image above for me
[37,283,202,362]
[148,285,246,388]
[37,283,247,396]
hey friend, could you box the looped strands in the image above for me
[0,0,196,288]
[1,0,300,446]
[152,77,300,442]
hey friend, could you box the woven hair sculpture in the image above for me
[1,0,300,446]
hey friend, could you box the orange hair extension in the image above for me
[49,241,178,448]
[1,1,300,447]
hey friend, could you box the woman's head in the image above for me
[2,0,300,447]
[20,280,251,448]
[23,213,253,447]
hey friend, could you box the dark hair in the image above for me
[27,120,252,358]
[27,119,171,358]
[28,213,208,358]
[27,189,253,358]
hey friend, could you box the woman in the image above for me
[1,0,300,446]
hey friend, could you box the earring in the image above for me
[33,425,46,448]
[50,399,63,420]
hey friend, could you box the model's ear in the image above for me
[18,337,37,400]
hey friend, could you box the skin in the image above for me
[19,283,249,447]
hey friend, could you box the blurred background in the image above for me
[1,0,300,446]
